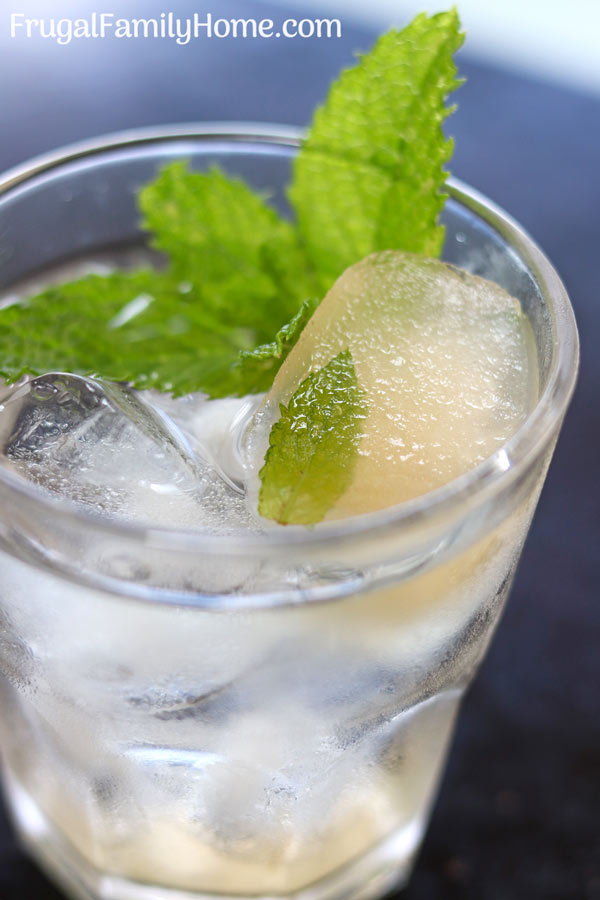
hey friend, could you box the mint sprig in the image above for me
[0,10,463,408]
[258,350,365,525]
[0,167,319,397]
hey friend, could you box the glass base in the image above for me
[4,772,421,900]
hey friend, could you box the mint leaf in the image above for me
[139,162,316,333]
[0,270,255,395]
[258,350,365,525]
[289,10,464,288]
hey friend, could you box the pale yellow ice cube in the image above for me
[250,250,537,518]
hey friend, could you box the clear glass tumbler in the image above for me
[0,126,578,900]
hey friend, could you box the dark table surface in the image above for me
[0,2,599,898]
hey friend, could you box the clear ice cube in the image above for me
[148,391,260,493]
[0,373,209,526]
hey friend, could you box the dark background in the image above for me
[1,2,599,898]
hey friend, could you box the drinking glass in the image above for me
[0,125,578,900]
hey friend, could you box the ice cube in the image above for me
[0,373,206,525]
[148,391,261,493]
[245,251,537,518]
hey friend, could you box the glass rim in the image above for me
[0,123,579,556]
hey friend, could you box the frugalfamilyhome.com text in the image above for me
[8,11,343,45]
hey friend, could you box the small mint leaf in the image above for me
[258,350,365,525]
[214,297,320,398]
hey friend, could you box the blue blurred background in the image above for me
[0,2,599,898]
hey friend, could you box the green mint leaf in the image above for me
[258,350,365,525]
[289,10,464,289]
[139,162,316,333]
[0,270,255,395]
